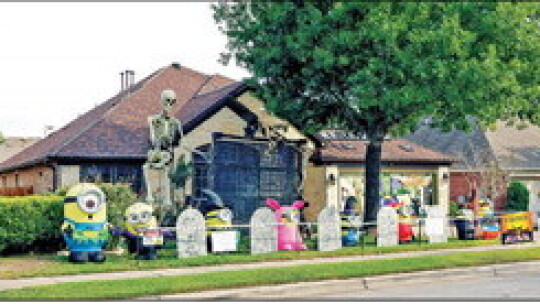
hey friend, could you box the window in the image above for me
[15,174,19,187]
[80,163,143,193]
[1,176,6,187]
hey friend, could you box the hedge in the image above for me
[0,196,64,254]
[0,184,138,255]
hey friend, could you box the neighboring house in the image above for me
[0,63,313,222]
[406,121,540,213]
[0,137,40,164]
[303,132,454,221]
[0,137,41,190]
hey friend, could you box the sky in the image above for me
[0,2,250,138]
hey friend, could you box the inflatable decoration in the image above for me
[398,213,414,243]
[340,196,361,246]
[113,202,169,260]
[202,189,237,252]
[266,198,307,251]
[61,183,109,263]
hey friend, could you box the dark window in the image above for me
[15,174,19,187]
[1,176,6,187]
[80,163,143,193]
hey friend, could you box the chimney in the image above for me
[120,71,125,91]
[171,62,181,69]
[120,70,135,91]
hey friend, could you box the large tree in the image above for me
[213,2,540,223]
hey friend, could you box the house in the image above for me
[0,63,456,222]
[0,63,313,222]
[303,131,454,220]
[406,121,540,214]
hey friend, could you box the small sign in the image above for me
[210,231,238,252]
[142,229,164,246]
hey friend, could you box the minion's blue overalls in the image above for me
[61,183,109,263]
[62,217,109,253]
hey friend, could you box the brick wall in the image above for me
[450,171,507,210]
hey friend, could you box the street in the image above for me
[154,261,540,300]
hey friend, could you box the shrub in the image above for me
[506,181,529,212]
[98,183,138,249]
[0,196,64,254]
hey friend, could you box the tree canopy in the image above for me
[213,2,540,221]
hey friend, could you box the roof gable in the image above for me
[0,65,240,171]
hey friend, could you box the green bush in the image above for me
[98,184,137,249]
[506,181,530,212]
[0,196,64,254]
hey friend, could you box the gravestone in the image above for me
[425,206,448,243]
[377,207,398,247]
[318,206,341,251]
[176,208,207,258]
[250,207,278,254]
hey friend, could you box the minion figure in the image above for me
[62,183,109,263]
[201,189,237,252]
[341,196,361,246]
[111,202,169,260]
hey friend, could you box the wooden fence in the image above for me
[0,186,34,197]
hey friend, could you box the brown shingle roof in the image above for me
[0,65,239,172]
[315,139,455,164]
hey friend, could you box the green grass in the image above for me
[0,238,497,280]
[1,245,539,300]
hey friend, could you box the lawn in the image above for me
[0,238,497,280]
[1,245,539,300]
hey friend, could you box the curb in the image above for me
[140,260,540,300]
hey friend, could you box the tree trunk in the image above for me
[364,139,383,225]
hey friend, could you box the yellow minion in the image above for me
[112,202,165,260]
[61,183,108,263]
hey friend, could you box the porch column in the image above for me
[325,165,340,209]
[436,166,450,213]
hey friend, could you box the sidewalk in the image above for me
[1,241,538,292]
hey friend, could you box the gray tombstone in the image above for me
[318,206,342,251]
[176,208,207,258]
[250,207,278,255]
[377,207,398,247]
[425,206,448,243]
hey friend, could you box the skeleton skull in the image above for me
[160,89,176,111]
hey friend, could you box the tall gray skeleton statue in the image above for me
[143,89,183,207]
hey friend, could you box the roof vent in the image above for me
[399,144,414,152]
[171,62,181,69]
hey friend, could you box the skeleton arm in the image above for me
[148,116,159,149]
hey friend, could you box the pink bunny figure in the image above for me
[266,198,307,251]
